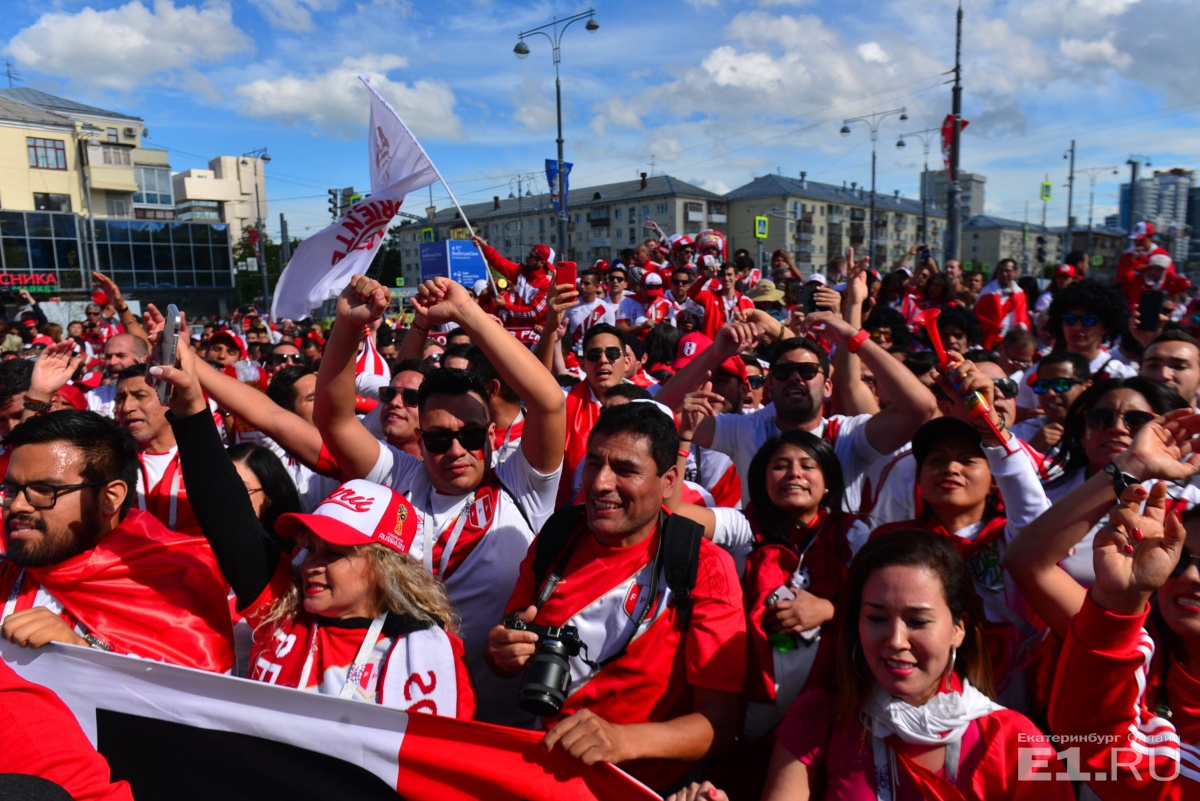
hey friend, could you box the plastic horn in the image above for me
[911,308,1015,454]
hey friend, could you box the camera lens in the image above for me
[518,639,574,716]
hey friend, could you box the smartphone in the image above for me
[1137,290,1166,331]
[919,246,932,263]
[555,261,577,288]
[150,304,182,405]
[798,284,819,314]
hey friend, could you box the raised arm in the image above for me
[91,272,148,343]
[1005,409,1200,636]
[415,277,566,475]
[803,311,937,454]
[830,251,878,416]
[313,276,390,480]
[533,282,576,373]
[195,359,323,468]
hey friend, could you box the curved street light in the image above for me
[514,9,598,260]
[841,108,907,263]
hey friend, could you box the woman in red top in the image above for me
[669,530,1068,801]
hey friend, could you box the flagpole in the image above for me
[359,76,501,299]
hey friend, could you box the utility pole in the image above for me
[945,0,964,262]
[1126,154,1152,233]
[279,214,291,266]
[1021,201,1029,274]
[1064,139,1076,255]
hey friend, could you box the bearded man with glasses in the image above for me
[316,275,565,728]
[0,411,234,672]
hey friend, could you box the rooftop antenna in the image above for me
[649,154,657,177]
[4,59,21,88]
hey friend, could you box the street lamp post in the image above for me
[515,9,599,261]
[842,107,907,265]
[508,173,537,254]
[1077,165,1120,256]
[242,148,271,310]
[896,127,939,256]
[75,124,105,285]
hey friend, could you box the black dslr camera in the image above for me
[505,612,586,716]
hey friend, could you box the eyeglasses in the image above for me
[86,310,101,316]
[992,378,1018,399]
[607,275,627,283]
[747,374,766,389]
[1171,548,1200,579]
[1084,409,1157,433]
[379,386,420,407]
[585,346,623,363]
[420,428,489,454]
[0,480,105,509]
[268,353,303,366]
[1062,313,1100,327]
[1033,377,1084,395]
[771,362,823,382]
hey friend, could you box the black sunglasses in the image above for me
[1033,377,1083,395]
[993,378,1018,399]
[585,346,623,363]
[1062,312,1099,327]
[771,362,823,382]
[379,386,419,407]
[748,374,766,389]
[421,427,489,454]
[1084,409,1157,433]
[424,353,442,364]
[1171,548,1200,579]
[607,275,627,283]
[268,353,303,366]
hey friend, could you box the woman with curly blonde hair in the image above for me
[154,322,474,719]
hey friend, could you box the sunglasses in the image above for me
[421,427,488,454]
[424,353,442,364]
[608,275,627,283]
[1033,377,1084,395]
[1171,548,1200,579]
[747,374,766,389]
[672,278,692,286]
[268,353,303,366]
[585,346,623,363]
[771,362,823,382]
[1084,408,1157,433]
[869,329,894,344]
[379,386,420,407]
[992,378,1018,399]
[1062,313,1099,327]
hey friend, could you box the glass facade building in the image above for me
[0,210,233,292]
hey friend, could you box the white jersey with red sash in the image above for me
[366,441,560,726]
[563,298,615,350]
[137,447,201,536]
[491,411,525,467]
[243,563,472,718]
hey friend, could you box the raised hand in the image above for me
[29,340,83,399]
[1114,408,1200,482]
[412,277,475,327]
[335,274,390,327]
[680,382,722,442]
[147,312,207,417]
[91,271,124,308]
[1092,481,1187,615]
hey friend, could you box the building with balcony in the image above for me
[725,173,946,272]
[0,89,236,313]
[393,173,725,272]
[172,155,267,243]
[1120,167,1194,263]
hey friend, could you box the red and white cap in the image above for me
[529,243,556,264]
[805,273,828,285]
[276,480,418,556]
[209,330,248,360]
[1130,221,1155,240]
[672,332,747,381]
[1055,263,1080,278]
[643,272,663,287]
[1148,253,1172,269]
[669,234,694,251]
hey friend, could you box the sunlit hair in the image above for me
[258,543,459,636]
[835,529,994,723]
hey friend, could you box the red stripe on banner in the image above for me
[394,714,657,800]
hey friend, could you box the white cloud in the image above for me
[249,0,342,32]
[1059,35,1133,70]
[857,42,890,65]
[4,0,252,92]
[233,54,464,140]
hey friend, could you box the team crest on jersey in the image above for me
[623,581,664,620]
[467,494,493,529]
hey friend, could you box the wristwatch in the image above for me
[1104,461,1141,497]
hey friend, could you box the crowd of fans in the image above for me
[1,219,1198,800]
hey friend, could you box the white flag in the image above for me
[272,76,441,320]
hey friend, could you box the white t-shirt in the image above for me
[365,442,560,727]
[564,298,615,350]
[710,405,882,512]
[615,296,648,329]
[86,383,117,418]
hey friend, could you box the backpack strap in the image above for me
[661,511,704,628]
[530,504,586,608]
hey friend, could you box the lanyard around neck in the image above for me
[423,486,476,578]
[297,613,387,699]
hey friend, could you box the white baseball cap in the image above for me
[276,480,418,555]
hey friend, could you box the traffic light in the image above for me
[328,189,339,221]
[1036,235,1047,264]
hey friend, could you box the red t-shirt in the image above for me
[504,522,746,788]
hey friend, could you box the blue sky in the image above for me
[4,0,1199,244]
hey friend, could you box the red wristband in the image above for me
[846,328,870,354]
